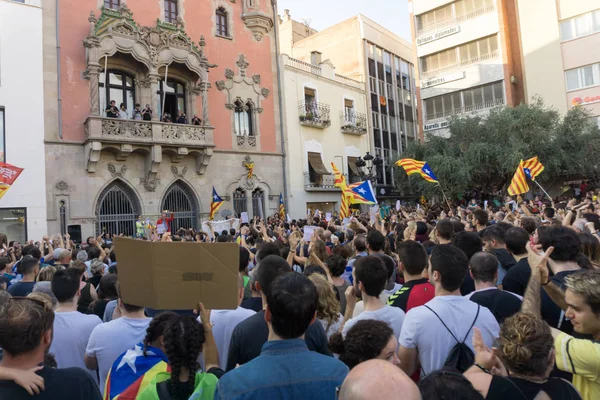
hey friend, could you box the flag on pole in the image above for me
[0,162,24,200]
[349,180,377,205]
[331,163,352,219]
[396,159,438,183]
[522,157,544,181]
[279,193,286,219]
[507,160,530,196]
[209,187,224,220]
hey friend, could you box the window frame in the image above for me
[216,7,229,37]
[0,207,27,242]
[565,63,600,92]
[560,10,600,42]
[164,0,178,24]
[99,70,136,117]
[157,79,186,119]
[103,0,120,9]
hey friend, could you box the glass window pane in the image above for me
[443,95,452,116]
[594,11,600,32]
[479,37,490,56]
[459,44,469,63]
[429,55,439,71]
[575,15,591,36]
[99,86,106,113]
[0,208,26,244]
[483,84,494,103]
[109,73,122,86]
[425,98,435,119]
[473,0,484,10]
[126,90,135,116]
[468,42,479,59]
[109,88,124,105]
[125,76,134,87]
[464,90,474,108]
[489,35,498,53]
[473,87,483,104]
[560,21,574,41]
[433,97,443,117]
[451,92,461,110]
[438,51,449,68]
[493,82,504,102]
[582,65,595,87]
[448,48,457,65]
[177,84,184,93]
[566,69,579,90]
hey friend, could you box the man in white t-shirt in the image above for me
[398,244,499,377]
[85,291,151,393]
[342,256,405,339]
[49,269,102,383]
[208,273,256,368]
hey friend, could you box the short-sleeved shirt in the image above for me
[0,366,102,400]
[399,295,500,376]
[209,307,256,369]
[465,287,522,324]
[555,332,600,400]
[502,257,530,296]
[342,305,405,339]
[388,278,435,312]
[7,281,35,296]
[542,270,581,334]
[86,316,151,393]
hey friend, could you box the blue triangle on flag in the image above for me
[351,180,377,204]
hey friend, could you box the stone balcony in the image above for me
[84,116,215,176]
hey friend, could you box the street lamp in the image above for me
[355,152,383,185]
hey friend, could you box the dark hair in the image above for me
[267,272,318,339]
[97,274,119,300]
[0,298,55,356]
[28,248,42,260]
[255,255,291,296]
[377,254,395,280]
[21,244,35,257]
[583,213,600,231]
[539,227,581,262]
[303,265,327,278]
[473,209,488,227]
[430,245,469,292]
[325,255,347,277]
[481,224,506,245]
[505,227,529,256]
[0,256,10,272]
[143,312,179,356]
[354,234,367,252]
[51,268,81,303]
[416,221,428,236]
[520,217,537,235]
[20,255,39,275]
[354,256,387,297]
[579,233,600,266]
[419,368,484,400]
[397,241,427,276]
[451,219,465,233]
[469,252,498,283]
[256,242,282,262]
[544,207,555,219]
[332,244,352,260]
[452,232,483,260]
[436,219,455,241]
[163,316,205,399]
[367,230,386,252]
[239,247,250,272]
[328,320,394,370]
[88,246,101,260]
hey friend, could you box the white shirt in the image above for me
[50,311,102,382]
[352,293,391,318]
[209,307,256,369]
[86,316,151,393]
[343,304,405,340]
[319,314,344,339]
[399,295,499,377]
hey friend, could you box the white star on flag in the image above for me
[116,345,154,373]
[424,168,430,174]
[358,188,366,194]
[213,195,219,201]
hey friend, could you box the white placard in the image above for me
[325,212,332,222]
[396,200,401,211]
[241,212,249,224]
[303,225,317,242]
[484,201,488,210]
[287,214,292,223]
[342,217,350,229]
[156,224,166,235]
[314,209,320,217]
[369,205,379,225]
[417,204,421,211]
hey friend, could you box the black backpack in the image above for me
[424,304,480,374]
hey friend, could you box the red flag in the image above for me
[0,162,23,185]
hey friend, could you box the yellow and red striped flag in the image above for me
[331,163,352,219]
[209,186,224,220]
[396,158,438,183]
[278,193,285,220]
[508,160,530,196]
[522,157,544,181]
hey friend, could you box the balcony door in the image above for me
[158,80,186,120]
[99,70,135,117]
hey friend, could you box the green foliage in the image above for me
[394,99,600,199]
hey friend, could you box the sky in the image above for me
[277,0,411,42]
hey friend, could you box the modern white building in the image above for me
[0,0,47,242]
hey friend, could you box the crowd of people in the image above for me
[105,100,202,126]
[1,191,600,399]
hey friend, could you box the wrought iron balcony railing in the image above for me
[303,172,346,191]
[298,100,331,129]
[340,111,368,135]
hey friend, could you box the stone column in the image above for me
[87,64,102,116]
[200,71,211,126]
[148,73,160,121]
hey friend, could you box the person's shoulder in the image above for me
[383,304,406,317]
[305,350,349,373]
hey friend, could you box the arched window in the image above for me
[99,70,135,117]
[161,181,198,231]
[233,188,247,217]
[96,180,140,236]
[216,7,229,37]
[252,188,265,219]
[234,100,254,136]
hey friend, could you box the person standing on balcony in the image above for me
[176,110,187,124]
[156,211,174,234]
[132,104,143,120]
[192,114,202,125]
[142,104,152,121]
[106,100,119,118]
[119,103,129,119]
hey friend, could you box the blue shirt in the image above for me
[215,339,348,400]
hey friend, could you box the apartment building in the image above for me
[409,0,524,137]
[279,11,416,197]
[516,1,600,127]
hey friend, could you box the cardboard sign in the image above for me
[303,225,317,242]
[114,238,239,310]
[241,212,249,224]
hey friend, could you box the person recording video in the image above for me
[142,104,152,121]
[105,100,119,118]
[176,110,188,124]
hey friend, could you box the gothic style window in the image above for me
[161,181,198,231]
[96,180,140,236]
[233,188,247,217]
[252,188,265,219]
[104,0,120,9]
[164,0,178,23]
[99,70,135,117]
[216,7,229,37]
[234,100,254,136]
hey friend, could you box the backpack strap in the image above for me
[464,305,480,344]
[424,305,460,344]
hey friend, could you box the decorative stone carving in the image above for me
[252,74,261,84]
[102,120,152,137]
[215,80,226,91]
[225,69,235,79]
[256,107,263,114]
[85,141,102,173]
[195,148,213,175]
[260,88,270,98]
[140,177,159,192]
[236,135,246,146]
[162,125,206,141]
[241,0,274,42]
[171,165,188,178]
[108,163,127,178]
[138,78,152,88]
[247,136,257,147]
[236,54,249,73]
[55,181,69,192]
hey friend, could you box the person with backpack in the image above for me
[398,244,499,378]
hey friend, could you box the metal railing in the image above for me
[303,172,344,190]
[420,50,500,79]
[425,98,504,121]
[416,5,496,37]
[284,57,322,76]
[334,74,364,89]
[340,111,368,135]
[298,101,331,128]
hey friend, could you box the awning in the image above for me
[347,157,360,176]
[308,152,330,175]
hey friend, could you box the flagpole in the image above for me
[438,183,452,211]
[532,180,552,200]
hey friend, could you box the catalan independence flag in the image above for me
[279,193,286,219]
[209,187,224,221]
[332,163,352,219]
[104,344,169,400]
[396,158,438,183]
[522,157,544,181]
[508,160,530,196]
[349,180,377,205]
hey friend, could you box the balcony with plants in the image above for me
[340,111,368,135]
[298,100,331,129]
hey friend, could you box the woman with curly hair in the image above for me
[464,312,581,399]
[328,319,400,370]
[138,305,221,400]
[309,273,343,339]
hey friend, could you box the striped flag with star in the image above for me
[522,157,544,181]
[349,180,377,205]
[331,162,352,219]
[209,186,224,221]
[507,160,530,196]
[279,193,286,219]
[396,158,438,183]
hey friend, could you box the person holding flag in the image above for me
[279,193,286,220]
[331,163,352,219]
[209,187,224,221]
[507,157,548,198]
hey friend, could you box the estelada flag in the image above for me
[508,160,530,196]
[0,162,24,200]
[522,157,544,181]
